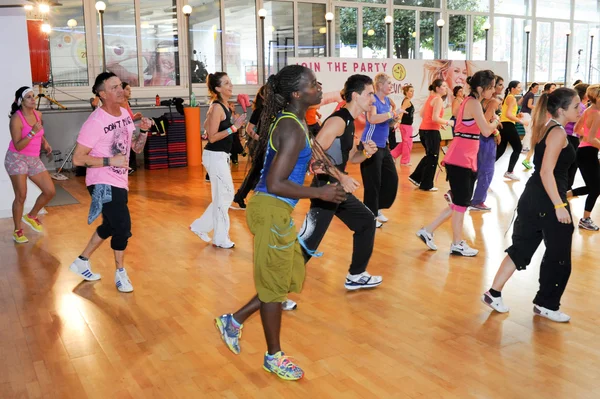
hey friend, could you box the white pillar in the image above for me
[0,7,42,219]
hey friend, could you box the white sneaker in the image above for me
[450,240,479,257]
[213,241,235,249]
[282,300,297,311]
[427,187,439,192]
[344,271,383,290]
[416,228,437,250]
[189,226,211,243]
[375,220,383,228]
[533,304,571,323]
[503,172,520,181]
[376,211,388,223]
[69,258,101,281]
[408,177,420,187]
[481,291,509,313]
[115,268,133,293]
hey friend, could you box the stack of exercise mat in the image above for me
[144,113,188,170]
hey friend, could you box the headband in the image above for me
[17,88,34,106]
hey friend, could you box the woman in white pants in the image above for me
[190,73,245,248]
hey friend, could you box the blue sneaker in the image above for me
[263,351,304,381]
[214,314,243,354]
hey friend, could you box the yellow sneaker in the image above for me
[22,214,43,233]
[13,229,29,244]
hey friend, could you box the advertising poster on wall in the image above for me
[289,58,509,140]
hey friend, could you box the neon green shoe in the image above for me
[22,214,43,233]
[13,229,29,244]
[522,159,533,170]
[263,351,304,381]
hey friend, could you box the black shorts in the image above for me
[446,164,477,207]
[87,185,132,250]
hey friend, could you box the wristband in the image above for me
[103,157,110,167]
[230,125,238,133]
[226,127,233,135]
[363,149,371,159]
[140,129,148,134]
[554,203,567,209]
[387,112,391,119]
[493,130,500,137]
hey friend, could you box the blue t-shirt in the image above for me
[361,95,392,148]
[254,112,312,207]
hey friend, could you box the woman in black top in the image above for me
[190,72,246,249]
[482,88,581,323]
[521,82,539,168]
[390,84,415,165]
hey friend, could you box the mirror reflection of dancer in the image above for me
[360,73,400,226]
[470,75,504,211]
[495,80,527,181]
[482,88,581,323]
[70,72,152,292]
[416,71,500,257]
[390,84,415,166]
[5,86,56,243]
[409,79,454,191]
[298,74,383,290]
[189,73,246,248]
[214,65,346,381]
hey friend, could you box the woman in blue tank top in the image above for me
[360,73,401,226]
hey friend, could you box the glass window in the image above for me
[46,0,88,86]
[493,17,512,64]
[574,0,600,22]
[393,9,416,59]
[419,11,440,60]
[100,0,140,86]
[448,14,467,60]
[551,22,571,82]
[448,0,489,12]
[224,0,257,84]
[535,21,551,82]
[536,0,570,20]
[341,0,386,4]
[592,25,600,83]
[264,1,294,75]
[393,0,440,6]
[335,7,358,58]
[494,0,531,16]
[189,0,222,83]
[362,7,386,58]
[513,18,527,82]
[139,0,179,86]
[472,16,488,60]
[298,3,326,58]
[571,24,590,83]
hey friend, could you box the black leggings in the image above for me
[360,147,398,215]
[299,176,376,275]
[495,122,522,173]
[566,135,580,190]
[571,146,600,213]
[234,159,262,202]
[410,129,441,190]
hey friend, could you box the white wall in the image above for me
[0,7,42,219]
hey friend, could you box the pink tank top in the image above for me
[8,110,44,157]
[420,95,444,131]
[578,108,599,149]
[442,97,480,172]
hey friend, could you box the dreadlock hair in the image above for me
[249,64,337,178]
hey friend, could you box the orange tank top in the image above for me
[420,95,444,131]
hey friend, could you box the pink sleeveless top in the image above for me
[442,97,481,172]
[420,95,444,131]
[578,108,599,149]
[8,110,44,157]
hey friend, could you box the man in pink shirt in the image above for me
[69,72,151,292]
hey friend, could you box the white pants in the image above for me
[190,150,234,246]
[521,113,533,150]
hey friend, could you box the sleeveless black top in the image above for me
[204,101,233,153]
[527,123,576,206]
[324,108,355,172]
[400,101,414,125]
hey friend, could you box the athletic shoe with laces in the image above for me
[281,300,297,311]
[22,214,43,233]
[215,313,243,354]
[263,351,304,381]
[444,190,453,204]
[416,228,437,250]
[503,171,520,181]
[12,229,29,244]
[344,271,383,290]
[450,240,479,256]
[470,203,492,211]
[375,220,383,228]
[481,291,509,313]
[213,241,235,249]
[376,210,388,223]
[115,268,133,292]
[69,258,101,281]
[189,226,211,243]
[533,304,571,322]
[578,217,599,231]
[408,177,420,187]
[522,159,533,170]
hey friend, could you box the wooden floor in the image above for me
[1,148,600,399]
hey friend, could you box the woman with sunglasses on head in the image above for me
[5,86,56,243]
